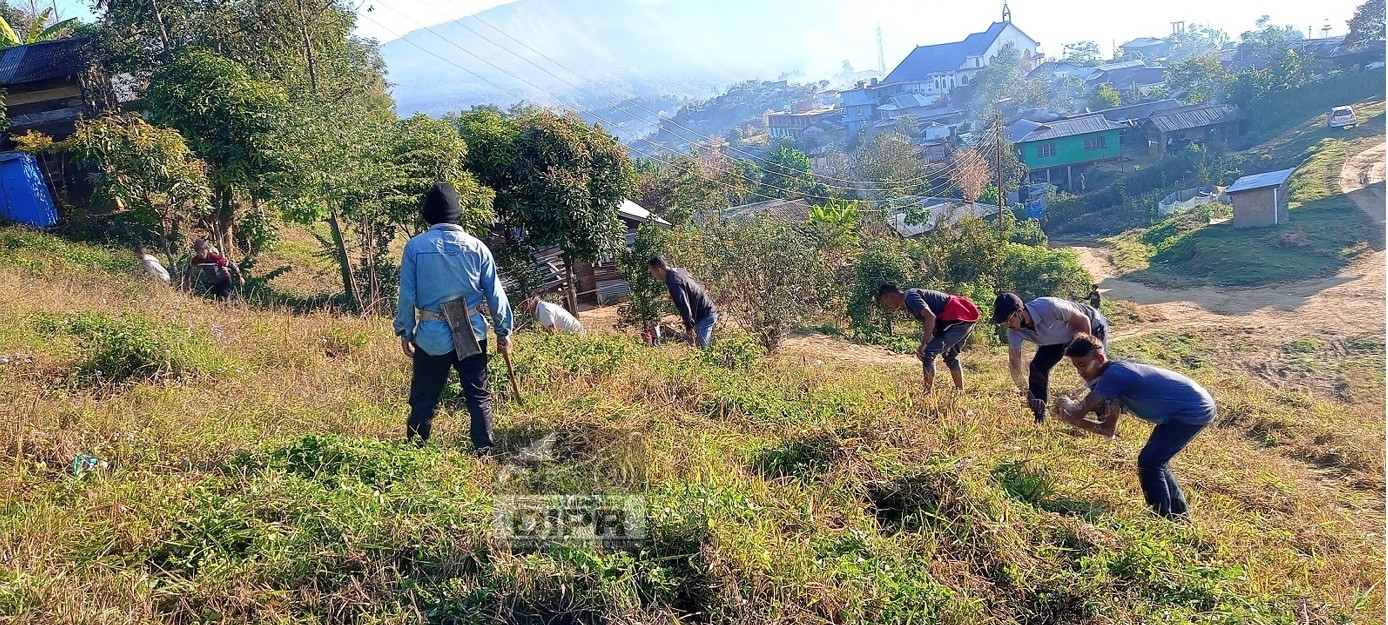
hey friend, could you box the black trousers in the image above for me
[407,340,492,450]
[1029,325,1107,419]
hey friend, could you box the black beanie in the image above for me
[422,182,463,225]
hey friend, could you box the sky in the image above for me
[45,0,1367,66]
[350,0,1366,61]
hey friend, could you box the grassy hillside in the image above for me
[1104,97,1384,287]
[0,227,1382,624]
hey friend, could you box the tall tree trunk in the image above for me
[326,205,359,313]
[561,250,580,318]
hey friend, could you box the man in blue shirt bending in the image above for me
[1054,333,1215,520]
[394,182,514,453]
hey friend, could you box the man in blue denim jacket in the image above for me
[394,182,514,452]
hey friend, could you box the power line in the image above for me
[460,5,963,192]
[357,13,900,211]
[365,2,958,205]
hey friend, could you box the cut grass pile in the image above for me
[0,227,1382,624]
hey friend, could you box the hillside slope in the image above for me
[0,228,1382,623]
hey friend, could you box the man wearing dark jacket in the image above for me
[648,256,717,348]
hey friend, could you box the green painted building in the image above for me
[1008,113,1126,189]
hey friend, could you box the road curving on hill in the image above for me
[1070,145,1386,341]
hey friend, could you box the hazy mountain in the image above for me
[379,0,884,125]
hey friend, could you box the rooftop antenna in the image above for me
[1321,20,1332,38]
[876,24,886,74]
[1001,0,1012,23]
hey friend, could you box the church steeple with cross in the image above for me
[1002,0,1012,23]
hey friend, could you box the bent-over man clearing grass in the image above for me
[1055,333,1215,520]
[875,283,980,394]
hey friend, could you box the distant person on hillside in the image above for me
[648,256,717,349]
[181,238,242,300]
[991,292,1110,423]
[394,182,513,454]
[134,245,170,285]
[523,294,583,334]
[1054,333,1214,520]
[875,283,980,394]
[1087,284,1102,309]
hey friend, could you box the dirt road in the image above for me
[1072,145,1386,340]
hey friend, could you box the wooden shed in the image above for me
[0,37,94,147]
[1225,167,1295,228]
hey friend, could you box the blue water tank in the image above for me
[0,152,57,228]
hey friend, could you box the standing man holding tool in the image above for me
[394,182,514,453]
[991,292,1110,423]
[648,256,717,349]
[875,283,980,394]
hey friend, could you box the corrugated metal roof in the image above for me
[887,198,1000,237]
[1092,66,1167,89]
[1224,167,1296,194]
[884,22,1009,84]
[1086,99,1183,123]
[1009,113,1126,143]
[616,199,671,228]
[722,198,813,222]
[1121,37,1167,49]
[1146,103,1241,133]
[0,37,86,85]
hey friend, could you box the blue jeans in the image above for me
[693,313,717,349]
[1138,419,1205,519]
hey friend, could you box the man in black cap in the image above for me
[991,292,1109,423]
[393,182,514,452]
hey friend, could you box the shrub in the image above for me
[677,216,834,353]
[616,222,669,332]
[31,311,233,383]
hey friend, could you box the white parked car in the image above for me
[1328,106,1358,129]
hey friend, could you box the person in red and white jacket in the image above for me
[181,238,242,300]
[875,283,981,394]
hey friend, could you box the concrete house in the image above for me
[1225,168,1295,227]
[1009,113,1126,189]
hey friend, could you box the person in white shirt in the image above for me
[134,245,171,284]
[524,295,584,334]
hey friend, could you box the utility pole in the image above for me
[994,116,1005,238]
[876,24,886,74]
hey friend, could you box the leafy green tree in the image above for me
[969,43,1025,112]
[757,144,824,201]
[851,131,930,202]
[805,199,860,253]
[847,238,914,336]
[682,215,833,353]
[143,49,290,250]
[1238,16,1305,69]
[1347,0,1386,46]
[63,115,211,258]
[1061,41,1103,66]
[616,222,669,334]
[1166,54,1231,103]
[1089,83,1122,110]
[457,108,635,314]
[1168,24,1230,62]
